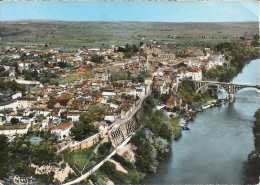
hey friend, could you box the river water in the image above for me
[149,59,260,184]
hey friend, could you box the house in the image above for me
[0,124,29,136]
[102,91,116,98]
[48,111,60,124]
[94,70,110,81]
[17,97,37,109]
[186,68,202,81]
[67,112,81,122]
[12,92,22,100]
[0,114,5,125]
[75,67,86,72]
[104,112,116,123]
[51,122,74,140]
[135,86,146,97]
[166,97,176,110]
[66,99,84,110]
[120,103,132,119]
[158,53,176,59]
[40,119,49,130]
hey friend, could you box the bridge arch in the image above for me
[233,86,260,96]
[196,83,228,94]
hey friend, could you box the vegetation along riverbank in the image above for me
[205,41,259,82]
[244,109,260,184]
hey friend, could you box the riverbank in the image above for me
[244,108,260,184]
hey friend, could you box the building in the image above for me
[17,97,37,109]
[0,124,29,136]
[158,53,176,59]
[67,112,81,122]
[166,97,176,110]
[186,68,202,81]
[51,122,74,140]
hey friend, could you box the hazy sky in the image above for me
[0,1,258,22]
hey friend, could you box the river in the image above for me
[148,59,260,184]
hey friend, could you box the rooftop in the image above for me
[51,122,73,131]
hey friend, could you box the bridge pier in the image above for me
[228,93,235,102]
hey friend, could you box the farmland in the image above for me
[0,21,258,49]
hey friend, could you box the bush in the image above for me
[97,142,112,157]
[112,154,134,170]
[10,117,19,125]
[91,55,103,63]
[100,162,130,184]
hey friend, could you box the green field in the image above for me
[0,21,258,49]
[62,145,96,171]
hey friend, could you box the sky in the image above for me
[0,1,259,22]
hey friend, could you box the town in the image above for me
[0,27,259,184]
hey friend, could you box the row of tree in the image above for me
[244,109,260,184]
[0,81,26,93]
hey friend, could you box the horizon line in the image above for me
[1,19,259,23]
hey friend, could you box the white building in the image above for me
[17,97,37,109]
[0,124,29,136]
[186,68,203,81]
[135,86,146,97]
[51,122,74,140]
[67,112,81,122]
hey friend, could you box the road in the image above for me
[63,88,152,185]
[63,132,134,185]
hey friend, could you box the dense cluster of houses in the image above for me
[0,41,230,143]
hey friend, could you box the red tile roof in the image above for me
[77,67,86,72]
[52,122,73,131]
[0,124,27,130]
[72,99,84,110]
[189,68,201,72]
[166,97,175,103]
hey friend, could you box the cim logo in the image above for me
[13,175,35,185]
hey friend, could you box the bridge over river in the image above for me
[189,80,260,102]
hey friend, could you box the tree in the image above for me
[31,140,57,165]
[251,34,259,47]
[91,55,103,63]
[70,121,85,141]
[0,66,5,72]
[71,106,103,140]
[0,135,9,178]
[32,70,39,79]
[177,62,187,68]
[23,70,33,80]
[11,117,19,125]
[58,61,68,68]
[0,71,9,77]
[98,142,112,156]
